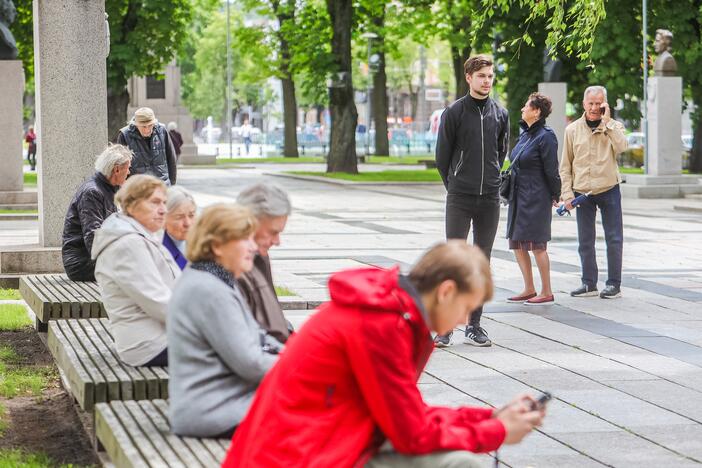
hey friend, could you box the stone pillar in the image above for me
[538,82,567,159]
[647,76,683,175]
[33,0,108,247]
[0,61,24,192]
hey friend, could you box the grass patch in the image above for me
[23,172,37,187]
[0,304,32,331]
[217,157,324,164]
[0,402,6,436]
[0,449,65,468]
[289,169,442,182]
[618,167,692,174]
[365,156,431,165]
[0,289,21,300]
[0,363,49,398]
[0,209,37,214]
[275,285,296,296]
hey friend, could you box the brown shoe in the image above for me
[524,295,555,305]
[506,292,537,303]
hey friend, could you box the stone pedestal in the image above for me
[621,174,702,198]
[647,76,683,175]
[127,61,200,161]
[33,0,108,247]
[538,82,567,159]
[0,61,25,192]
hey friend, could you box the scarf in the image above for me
[190,260,236,290]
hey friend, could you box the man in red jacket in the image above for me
[223,241,545,467]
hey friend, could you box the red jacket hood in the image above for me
[328,266,410,312]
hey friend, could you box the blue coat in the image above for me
[163,232,187,270]
[506,119,561,242]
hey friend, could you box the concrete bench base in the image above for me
[95,400,228,468]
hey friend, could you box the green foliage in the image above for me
[0,289,21,300]
[105,0,193,93]
[290,169,442,182]
[0,449,80,468]
[274,285,296,296]
[0,304,32,331]
[0,402,6,436]
[9,0,34,93]
[24,172,36,187]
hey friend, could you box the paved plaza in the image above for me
[4,163,702,466]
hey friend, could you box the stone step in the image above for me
[673,204,702,214]
[0,203,38,210]
[621,183,702,199]
[0,247,62,274]
[0,213,38,222]
[685,193,702,200]
[0,190,38,204]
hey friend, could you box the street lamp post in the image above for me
[642,0,648,174]
[226,0,233,158]
[361,32,378,156]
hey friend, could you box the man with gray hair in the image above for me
[236,183,292,343]
[62,144,132,281]
[560,85,627,299]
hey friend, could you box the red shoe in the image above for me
[524,295,555,305]
[506,292,537,303]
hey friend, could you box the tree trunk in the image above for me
[372,14,389,156]
[451,45,471,101]
[276,2,299,158]
[325,0,358,173]
[108,87,130,142]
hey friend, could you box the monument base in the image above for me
[179,146,216,166]
[0,190,38,205]
[0,246,63,275]
[622,174,702,198]
[0,61,25,192]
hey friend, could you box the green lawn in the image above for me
[0,402,6,436]
[619,167,692,174]
[0,304,32,330]
[217,156,324,164]
[0,345,51,399]
[0,209,37,214]
[24,172,37,187]
[0,289,21,300]
[0,449,81,468]
[290,169,442,182]
[274,285,296,297]
[365,155,433,165]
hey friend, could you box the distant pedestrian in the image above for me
[61,144,132,282]
[167,121,184,161]
[434,54,510,347]
[241,119,253,155]
[25,126,37,171]
[505,93,561,305]
[117,107,177,185]
[560,86,627,299]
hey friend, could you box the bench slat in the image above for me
[48,276,83,318]
[95,402,150,468]
[123,400,188,468]
[58,279,93,318]
[70,279,105,317]
[38,275,73,319]
[152,400,222,467]
[93,319,148,401]
[19,276,50,322]
[109,401,170,468]
[57,320,106,410]
[81,319,135,401]
[47,321,94,410]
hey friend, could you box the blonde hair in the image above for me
[114,174,167,214]
[409,241,493,302]
[132,107,157,126]
[186,203,258,263]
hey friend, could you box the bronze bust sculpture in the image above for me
[0,0,18,60]
[653,29,677,77]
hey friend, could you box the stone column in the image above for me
[538,82,567,159]
[0,61,24,192]
[647,76,683,175]
[33,0,108,247]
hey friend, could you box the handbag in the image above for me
[499,149,523,203]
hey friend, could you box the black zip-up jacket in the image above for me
[61,172,119,281]
[435,95,510,195]
[117,123,177,185]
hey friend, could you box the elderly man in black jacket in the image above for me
[61,145,132,281]
[435,54,510,348]
[117,107,177,185]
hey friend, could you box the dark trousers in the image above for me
[445,193,500,327]
[143,347,168,367]
[575,185,623,288]
[64,260,96,282]
[27,144,37,170]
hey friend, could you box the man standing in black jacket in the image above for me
[62,144,132,281]
[435,54,509,347]
[117,107,177,185]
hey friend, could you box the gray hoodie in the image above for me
[92,213,181,366]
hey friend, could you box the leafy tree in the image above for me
[106,0,192,139]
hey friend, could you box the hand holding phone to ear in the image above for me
[600,102,611,123]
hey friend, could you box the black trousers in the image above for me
[143,347,168,367]
[445,193,500,327]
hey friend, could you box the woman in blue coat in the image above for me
[506,93,561,305]
[163,186,196,270]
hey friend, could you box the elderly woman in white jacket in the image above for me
[92,174,181,367]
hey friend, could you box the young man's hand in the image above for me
[493,393,546,444]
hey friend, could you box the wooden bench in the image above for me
[95,399,228,467]
[19,274,105,331]
[47,318,168,412]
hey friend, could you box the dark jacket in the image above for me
[225,267,505,467]
[506,119,561,242]
[61,172,118,281]
[169,129,183,157]
[435,95,510,196]
[162,232,187,270]
[117,123,177,184]
[238,254,289,343]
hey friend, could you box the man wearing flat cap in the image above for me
[117,107,177,185]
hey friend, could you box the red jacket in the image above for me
[222,267,505,467]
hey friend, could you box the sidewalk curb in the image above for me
[265,172,442,186]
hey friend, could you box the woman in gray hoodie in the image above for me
[168,203,283,439]
[92,175,181,367]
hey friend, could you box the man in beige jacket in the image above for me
[560,86,627,299]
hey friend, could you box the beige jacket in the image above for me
[559,114,627,200]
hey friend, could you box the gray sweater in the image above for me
[167,267,282,437]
